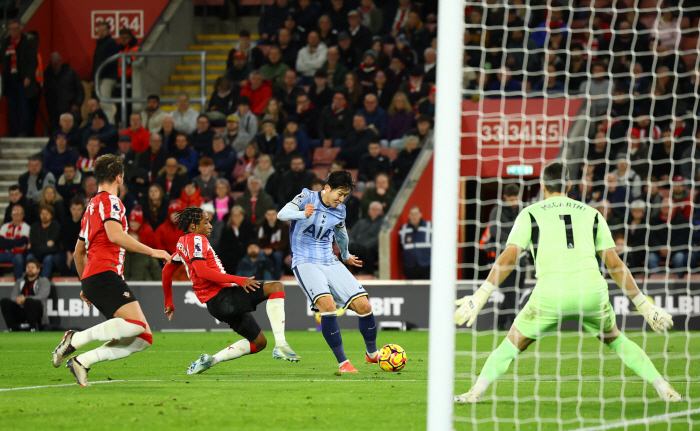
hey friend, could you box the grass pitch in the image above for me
[1,330,699,430]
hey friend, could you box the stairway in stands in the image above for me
[0,138,48,216]
[161,34,259,112]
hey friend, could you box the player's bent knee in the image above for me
[269,281,284,292]
[315,296,336,312]
[252,334,267,351]
[351,297,372,315]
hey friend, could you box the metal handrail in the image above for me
[94,50,207,127]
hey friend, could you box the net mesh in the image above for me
[454,1,700,428]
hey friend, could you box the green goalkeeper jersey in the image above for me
[506,196,616,282]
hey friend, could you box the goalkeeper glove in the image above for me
[455,281,495,327]
[632,294,673,333]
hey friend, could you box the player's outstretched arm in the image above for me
[190,259,260,292]
[104,220,171,263]
[161,257,180,321]
[601,248,673,333]
[278,203,314,221]
[334,225,362,267]
[455,244,521,327]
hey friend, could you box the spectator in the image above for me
[627,130,651,180]
[254,154,277,190]
[649,198,690,278]
[141,95,167,133]
[356,49,379,90]
[81,98,101,131]
[160,115,177,150]
[232,142,260,191]
[360,172,396,217]
[367,69,394,110]
[47,113,81,152]
[256,118,280,155]
[317,14,338,47]
[398,66,430,106]
[123,231,162,281]
[296,31,329,85]
[337,32,360,70]
[338,114,377,168]
[417,86,436,122]
[128,204,156,249]
[309,69,334,110]
[213,178,235,222]
[612,153,642,199]
[223,114,246,155]
[392,135,421,188]
[190,114,216,157]
[531,64,566,96]
[43,132,79,180]
[82,176,98,201]
[260,97,287,134]
[4,185,37,225]
[225,50,253,86]
[239,70,274,115]
[179,181,204,208]
[283,117,312,157]
[343,71,363,107]
[256,207,290,279]
[349,201,384,274]
[399,205,432,279]
[406,115,434,148]
[120,113,151,153]
[36,186,66,225]
[372,36,390,70]
[77,136,101,175]
[624,200,648,274]
[155,201,183,255]
[0,258,49,331]
[1,21,38,137]
[56,164,83,209]
[138,133,169,182]
[277,154,316,204]
[293,93,320,140]
[234,97,259,154]
[579,61,611,118]
[170,94,199,135]
[274,69,305,116]
[81,109,118,154]
[200,202,224,252]
[347,9,373,53]
[358,93,387,139]
[359,0,384,35]
[680,130,700,181]
[260,46,290,88]
[142,183,169,230]
[392,33,417,67]
[219,205,255,274]
[650,128,676,181]
[325,0,352,32]
[28,205,61,278]
[227,29,264,70]
[19,153,56,203]
[604,173,632,214]
[236,240,274,280]
[486,66,522,98]
[385,92,413,146]
[156,157,189,200]
[671,175,692,222]
[235,175,275,225]
[422,48,437,84]
[193,157,217,200]
[258,0,292,42]
[44,52,84,131]
[358,140,391,183]
[318,92,354,147]
[388,0,412,36]
[274,135,308,174]
[294,0,321,35]
[276,28,299,70]
[321,46,350,91]
[207,76,238,126]
[211,134,236,178]
[57,197,83,276]
[169,133,199,178]
[0,204,30,280]
[114,135,140,184]
[596,200,624,238]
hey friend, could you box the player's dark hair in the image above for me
[93,154,124,185]
[176,206,204,233]
[325,170,355,192]
[503,183,519,197]
[542,161,570,194]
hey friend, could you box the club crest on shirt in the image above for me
[123,292,131,298]
[112,203,120,212]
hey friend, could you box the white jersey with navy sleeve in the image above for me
[288,188,347,268]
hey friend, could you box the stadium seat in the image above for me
[312,147,340,166]
[239,0,274,5]
[194,0,225,5]
[312,166,329,180]
[231,191,243,201]
[380,147,398,160]
[648,274,670,280]
[684,273,700,280]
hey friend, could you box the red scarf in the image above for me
[332,103,347,115]
[7,35,20,74]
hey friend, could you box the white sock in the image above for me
[71,318,145,349]
[212,339,252,366]
[266,296,287,347]
[76,336,151,368]
[471,377,491,395]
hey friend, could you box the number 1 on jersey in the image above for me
[559,214,575,249]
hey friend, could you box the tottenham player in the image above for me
[161,206,299,374]
[454,162,681,403]
[51,154,172,386]
[277,171,378,373]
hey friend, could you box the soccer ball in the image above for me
[378,344,407,372]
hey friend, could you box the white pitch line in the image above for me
[577,407,700,431]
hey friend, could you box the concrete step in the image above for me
[168,77,218,86]
[0,147,41,159]
[188,44,235,52]
[195,34,260,41]
[0,180,16,191]
[184,58,227,66]
[162,85,214,95]
[0,169,25,181]
[0,137,48,149]
[0,159,26,168]
[175,64,226,71]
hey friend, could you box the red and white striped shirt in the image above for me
[0,221,30,254]
[78,192,128,279]
[77,156,97,174]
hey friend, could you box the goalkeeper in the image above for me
[454,161,681,404]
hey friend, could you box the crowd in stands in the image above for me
[0,0,441,283]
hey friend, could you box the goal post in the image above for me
[426,0,464,428]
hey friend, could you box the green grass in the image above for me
[0,331,699,430]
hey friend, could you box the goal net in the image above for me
[430,0,700,429]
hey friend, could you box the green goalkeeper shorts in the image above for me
[513,280,616,340]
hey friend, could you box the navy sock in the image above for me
[358,312,378,353]
[321,313,347,364]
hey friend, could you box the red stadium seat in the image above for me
[312,147,340,166]
[380,147,398,160]
[239,0,274,5]
[230,191,243,201]
[194,0,225,5]
[312,166,329,180]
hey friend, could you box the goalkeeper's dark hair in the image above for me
[175,206,204,233]
[325,170,354,192]
[541,161,570,194]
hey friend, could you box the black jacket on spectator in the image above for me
[43,147,79,180]
[115,149,140,184]
[338,128,376,169]
[0,32,38,98]
[650,212,690,250]
[207,88,239,119]
[219,220,255,274]
[138,147,169,180]
[365,85,395,111]
[60,216,81,254]
[141,197,169,231]
[44,63,85,131]
[56,176,83,212]
[156,167,189,201]
[625,221,649,272]
[258,2,292,37]
[350,25,374,53]
[211,145,236,178]
[338,45,360,70]
[92,34,119,81]
[29,219,61,260]
[277,170,316,205]
[3,195,37,226]
[81,123,119,154]
[293,106,321,139]
[278,42,300,70]
[318,105,354,141]
[397,81,431,107]
[358,153,391,183]
[392,147,420,188]
[274,85,306,117]
[255,133,280,156]
[309,84,334,111]
[190,129,216,157]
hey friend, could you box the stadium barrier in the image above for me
[1,280,698,332]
